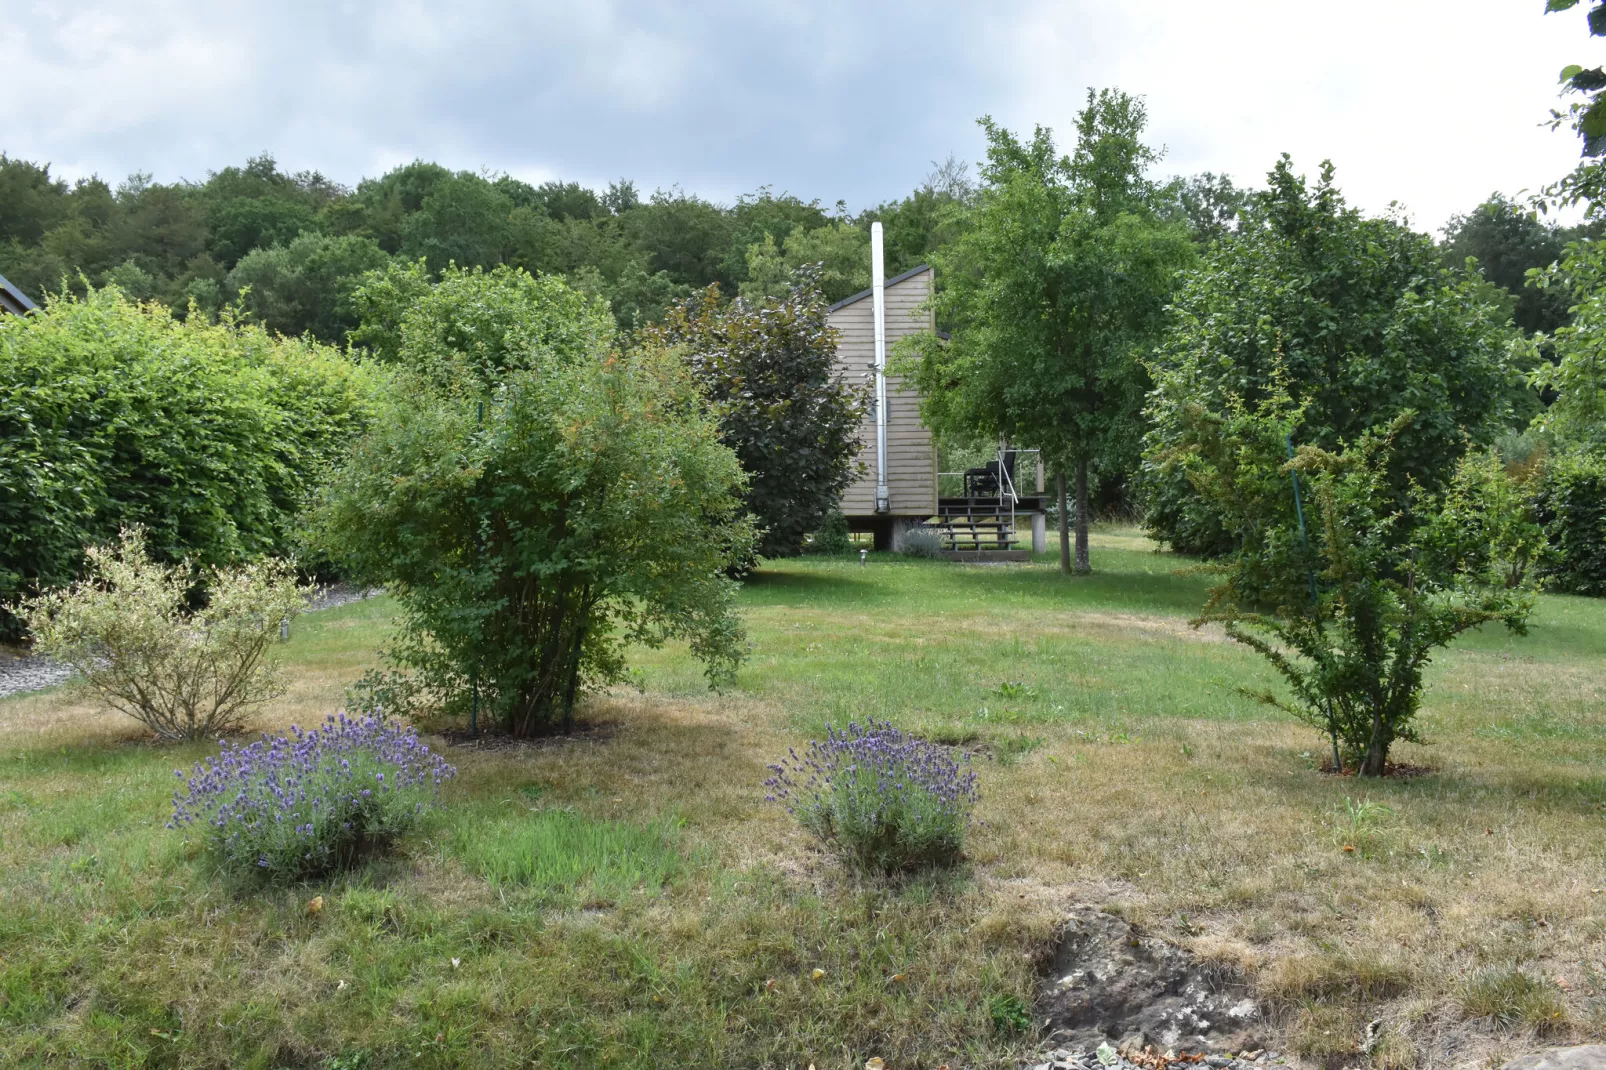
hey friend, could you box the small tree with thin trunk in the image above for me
[1183,401,1532,776]
[901,91,1194,573]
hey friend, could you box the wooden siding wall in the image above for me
[830,268,937,518]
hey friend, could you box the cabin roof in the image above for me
[0,273,36,316]
[827,263,931,312]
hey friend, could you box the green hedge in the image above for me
[0,288,380,638]
[1533,448,1606,596]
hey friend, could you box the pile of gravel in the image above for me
[0,583,381,700]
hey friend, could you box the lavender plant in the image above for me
[170,713,454,880]
[765,720,979,873]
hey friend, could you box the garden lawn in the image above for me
[0,528,1603,1068]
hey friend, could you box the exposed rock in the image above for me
[1503,1047,1606,1070]
[1036,906,1265,1054]
[1025,1046,1282,1070]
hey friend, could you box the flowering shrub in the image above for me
[170,714,454,880]
[765,720,979,873]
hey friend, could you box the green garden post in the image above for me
[471,399,484,740]
[1287,435,1342,775]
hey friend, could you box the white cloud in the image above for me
[0,0,1596,228]
[991,0,1592,228]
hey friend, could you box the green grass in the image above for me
[1,528,1603,1067]
[449,806,687,901]
[1459,965,1569,1029]
[640,542,1264,739]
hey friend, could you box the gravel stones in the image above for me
[0,651,72,698]
[1503,1048,1606,1070]
[1036,907,1265,1055]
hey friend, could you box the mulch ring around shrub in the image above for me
[1318,758,1436,779]
[439,720,618,752]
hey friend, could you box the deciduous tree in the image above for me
[905,92,1194,573]
[1143,158,1526,556]
[1181,401,1532,776]
[648,270,865,562]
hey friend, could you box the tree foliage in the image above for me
[1144,158,1527,556]
[1161,171,1247,247]
[314,268,753,736]
[350,260,613,383]
[1530,238,1606,443]
[647,271,865,561]
[1544,0,1606,211]
[1440,194,1581,337]
[0,146,1001,340]
[0,286,378,639]
[1531,447,1606,594]
[228,231,391,342]
[904,92,1195,572]
[739,222,870,304]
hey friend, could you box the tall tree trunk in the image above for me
[1056,471,1071,575]
[1073,455,1091,574]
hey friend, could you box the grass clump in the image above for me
[451,808,685,902]
[1459,965,1568,1029]
[1266,949,1412,1003]
[766,720,978,874]
[1333,797,1395,858]
[170,713,454,880]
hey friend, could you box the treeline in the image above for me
[3,150,1595,388]
[0,152,984,338]
[0,151,1296,340]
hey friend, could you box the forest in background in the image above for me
[3,149,1592,346]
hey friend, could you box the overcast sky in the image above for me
[3,1,1596,232]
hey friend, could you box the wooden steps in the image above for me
[917,514,1018,552]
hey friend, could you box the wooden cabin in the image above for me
[828,264,937,549]
[827,257,1048,558]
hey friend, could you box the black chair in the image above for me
[963,450,1017,499]
[963,465,997,497]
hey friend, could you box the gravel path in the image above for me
[0,583,381,701]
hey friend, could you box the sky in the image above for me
[3,0,1597,232]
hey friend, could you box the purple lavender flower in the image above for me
[171,713,455,881]
[764,720,978,873]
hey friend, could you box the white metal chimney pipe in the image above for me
[871,222,889,514]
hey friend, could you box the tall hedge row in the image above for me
[0,288,380,638]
